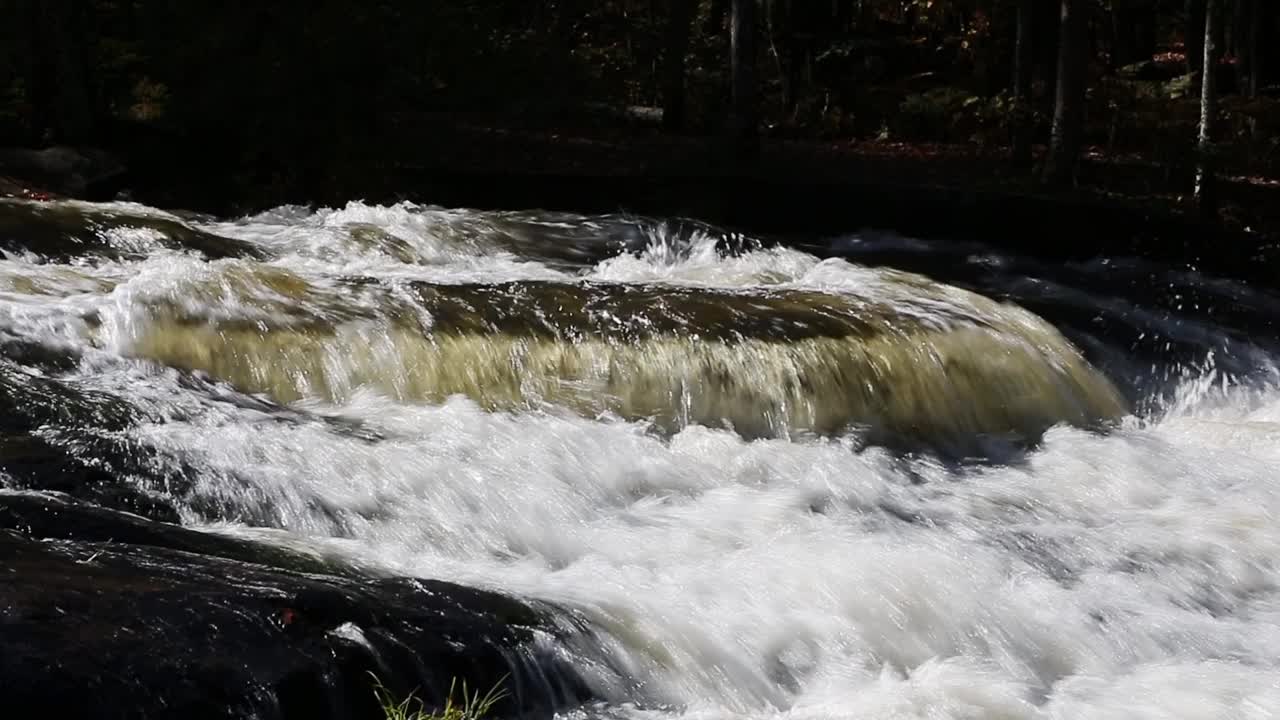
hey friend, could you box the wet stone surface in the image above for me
[0,493,592,720]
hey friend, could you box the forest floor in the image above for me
[4,121,1280,267]
[387,118,1280,241]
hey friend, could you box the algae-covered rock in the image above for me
[127,277,1128,451]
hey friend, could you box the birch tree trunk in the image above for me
[1042,0,1087,186]
[1194,0,1220,217]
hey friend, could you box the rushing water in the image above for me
[3,197,1280,718]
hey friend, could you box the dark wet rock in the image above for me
[0,355,393,525]
[0,360,598,718]
[0,174,66,200]
[405,280,886,342]
[0,146,126,198]
[0,490,370,579]
[0,198,261,261]
[0,359,185,523]
[0,497,592,719]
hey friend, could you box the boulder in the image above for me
[0,492,593,720]
[0,146,126,198]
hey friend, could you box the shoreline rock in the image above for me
[0,146,126,199]
[0,492,593,720]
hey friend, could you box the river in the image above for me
[2,197,1279,718]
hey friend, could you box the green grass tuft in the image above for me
[370,672,509,720]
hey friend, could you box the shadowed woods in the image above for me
[2,1,1279,248]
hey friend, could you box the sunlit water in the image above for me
[3,198,1280,718]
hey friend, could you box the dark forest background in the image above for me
[1,1,1277,220]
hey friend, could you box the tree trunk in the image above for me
[766,0,803,120]
[1186,0,1206,76]
[1012,0,1035,167]
[730,0,759,159]
[661,0,696,131]
[1043,0,1088,186]
[1195,0,1220,217]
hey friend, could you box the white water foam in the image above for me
[2,200,1279,718]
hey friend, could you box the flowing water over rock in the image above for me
[2,198,1279,718]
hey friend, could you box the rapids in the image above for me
[2,197,1280,718]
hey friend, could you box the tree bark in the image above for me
[766,0,798,119]
[1043,0,1088,186]
[1012,0,1035,167]
[661,0,696,131]
[1195,0,1220,217]
[730,0,759,159]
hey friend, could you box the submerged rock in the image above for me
[0,146,125,198]
[0,355,189,522]
[0,362,599,718]
[127,277,1128,451]
[0,490,369,578]
[0,492,592,720]
[0,198,260,260]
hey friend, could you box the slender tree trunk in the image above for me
[730,0,759,159]
[1195,0,1220,217]
[661,0,696,131]
[1012,0,1035,167]
[766,0,796,119]
[1043,0,1088,186]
